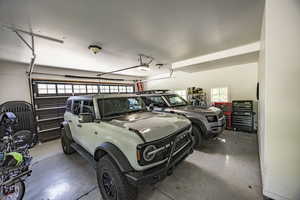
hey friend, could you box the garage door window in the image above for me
[99,85,110,93]
[126,86,134,93]
[74,85,86,94]
[57,84,72,94]
[87,85,98,94]
[37,84,56,94]
[110,86,119,93]
[211,87,228,102]
[119,86,127,93]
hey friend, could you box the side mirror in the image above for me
[78,113,94,123]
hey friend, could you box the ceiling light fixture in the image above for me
[88,45,102,54]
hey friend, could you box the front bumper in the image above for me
[125,138,194,186]
[205,117,226,138]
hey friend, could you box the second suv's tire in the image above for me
[61,128,75,155]
[192,125,203,148]
[97,155,137,200]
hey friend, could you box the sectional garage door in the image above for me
[32,79,135,142]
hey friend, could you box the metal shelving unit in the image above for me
[31,79,135,142]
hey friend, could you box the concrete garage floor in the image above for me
[23,131,263,200]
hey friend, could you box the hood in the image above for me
[108,112,190,142]
[170,105,221,115]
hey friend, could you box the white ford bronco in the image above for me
[61,94,194,200]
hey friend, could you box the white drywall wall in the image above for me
[145,63,258,103]
[0,60,140,104]
[258,9,266,188]
[259,0,300,199]
[0,60,30,104]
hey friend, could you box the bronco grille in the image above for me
[156,128,191,162]
[137,125,192,166]
[174,133,190,152]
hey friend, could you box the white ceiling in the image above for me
[0,0,264,77]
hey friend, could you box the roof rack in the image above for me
[136,90,170,94]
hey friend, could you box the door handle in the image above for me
[77,124,82,128]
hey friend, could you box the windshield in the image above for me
[164,94,188,107]
[142,96,168,107]
[98,97,147,117]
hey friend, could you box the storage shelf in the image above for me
[37,116,64,122]
[36,106,66,111]
[38,127,61,133]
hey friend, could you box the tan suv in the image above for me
[61,94,194,200]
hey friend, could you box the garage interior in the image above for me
[0,0,299,200]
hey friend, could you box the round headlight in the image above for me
[143,145,157,162]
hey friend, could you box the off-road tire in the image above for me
[97,155,137,200]
[192,125,203,148]
[61,128,75,155]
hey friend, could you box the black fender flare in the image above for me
[60,121,73,141]
[188,118,207,137]
[94,142,134,173]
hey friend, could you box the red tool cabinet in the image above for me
[213,102,232,130]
